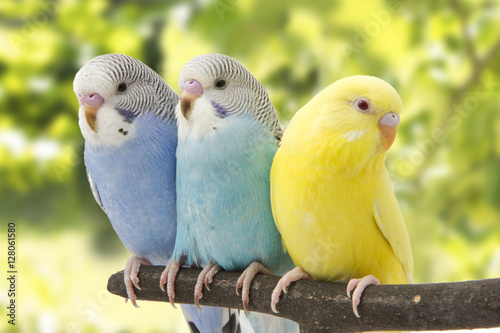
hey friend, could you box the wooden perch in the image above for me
[107,266,500,333]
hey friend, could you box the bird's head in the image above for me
[73,53,178,147]
[176,53,282,140]
[312,75,402,162]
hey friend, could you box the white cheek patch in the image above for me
[79,105,136,147]
[342,129,367,142]
[177,97,226,140]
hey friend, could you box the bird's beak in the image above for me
[378,112,400,151]
[80,93,105,132]
[180,80,203,120]
[84,106,99,132]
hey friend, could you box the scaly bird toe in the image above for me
[194,263,220,310]
[160,260,181,309]
[271,267,311,313]
[236,261,273,313]
[204,263,221,291]
[346,275,380,318]
[124,256,151,308]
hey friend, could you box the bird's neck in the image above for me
[317,144,387,180]
[284,126,387,180]
[85,112,177,153]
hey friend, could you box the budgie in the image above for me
[270,75,414,318]
[160,53,298,332]
[74,53,241,333]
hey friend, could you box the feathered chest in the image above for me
[84,115,178,214]
[176,116,278,218]
[177,116,277,179]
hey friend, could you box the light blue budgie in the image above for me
[74,53,241,333]
[160,53,299,333]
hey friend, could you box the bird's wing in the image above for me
[373,169,414,283]
[87,171,105,212]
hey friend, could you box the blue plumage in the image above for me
[174,114,292,274]
[84,112,177,265]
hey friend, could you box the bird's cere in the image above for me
[82,93,105,108]
[180,80,203,95]
[379,112,400,127]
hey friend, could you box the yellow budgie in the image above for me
[270,75,413,318]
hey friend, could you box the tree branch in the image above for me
[107,266,500,333]
[450,0,479,68]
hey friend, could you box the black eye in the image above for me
[355,98,371,112]
[117,83,128,92]
[215,79,227,89]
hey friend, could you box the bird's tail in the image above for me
[181,304,242,333]
[244,312,299,333]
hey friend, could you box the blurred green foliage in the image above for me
[1,0,499,332]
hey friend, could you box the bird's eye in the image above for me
[355,98,371,112]
[215,79,227,89]
[117,83,128,92]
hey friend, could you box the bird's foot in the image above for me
[160,260,182,308]
[204,262,221,291]
[236,261,273,314]
[271,267,311,313]
[194,262,221,310]
[346,275,381,318]
[123,256,151,308]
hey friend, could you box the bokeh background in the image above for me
[1,0,499,332]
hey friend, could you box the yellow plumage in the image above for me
[271,75,413,291]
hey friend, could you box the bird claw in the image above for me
[160,260,182,309]
[123,256,151,308]
[125,296,139,308]
[271,278,288,313]
[204,263,221,291]
[271,267,311,314]
[346,275,381,318]
[194,263,221,310]
[236,262,273,314]
[194,294,202,310]
[205,276,213,291]
[131,276,141,291]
